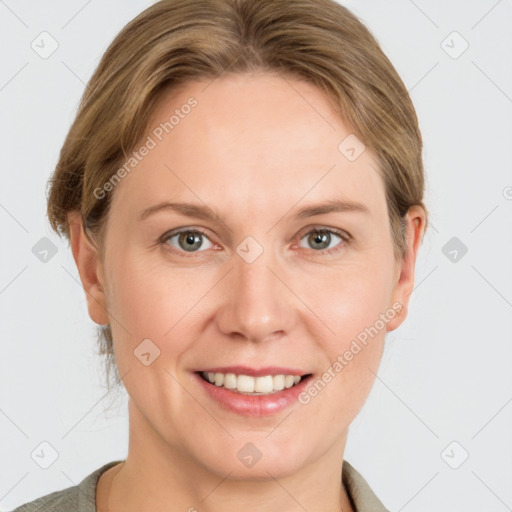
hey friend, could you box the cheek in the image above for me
[298,256,393,414]
[307,256,395,345]
[105,255,204,417]
[108,240,395,347]
[106,250,213,365]
[105,254,173,356]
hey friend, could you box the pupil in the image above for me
[310,231,329,250]
[180,232,202,251]
[177,231,332,252]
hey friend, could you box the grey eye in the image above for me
[299,230,343,251]
[166,230,214,252]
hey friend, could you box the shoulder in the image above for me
[11,461,124,512]
[342,459,391,512]
[11,484,79,512]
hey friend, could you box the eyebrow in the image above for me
[138,198,370,222]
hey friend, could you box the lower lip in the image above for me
[194,372,312,417]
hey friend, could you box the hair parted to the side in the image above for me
[47,0,428,391]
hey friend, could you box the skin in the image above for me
[69,71,425,512]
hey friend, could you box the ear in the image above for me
[68,212,110,326]
[386,205,426,332]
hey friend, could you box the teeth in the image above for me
[255,375,273,393]
[273,374,285,391]
[238,374,255,392]
[223,373,237,389]
[202,372,304,395]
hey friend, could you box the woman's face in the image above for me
[76,72,422,479]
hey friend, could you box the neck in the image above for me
[101,399,354,512]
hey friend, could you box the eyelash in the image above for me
[159,226,350,258]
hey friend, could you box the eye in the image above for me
[297,228,347,254]
[162,229,214,253]
[160,226,348,256]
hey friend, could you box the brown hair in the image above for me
[47,0,428,390]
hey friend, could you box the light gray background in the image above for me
[1,1,511,510]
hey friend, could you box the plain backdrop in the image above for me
[1,1,511,510]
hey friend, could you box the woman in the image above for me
[14,0,427,510]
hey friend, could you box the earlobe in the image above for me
[68,212,110,326]
[386,206,426,332]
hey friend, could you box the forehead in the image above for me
[110,72,386,223]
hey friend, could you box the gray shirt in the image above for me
[12,459,390,511]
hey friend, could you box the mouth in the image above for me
[197,370,313,396]
[193,367,314,416]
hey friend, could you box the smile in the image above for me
[200,371,306,395]
[194,367,314,416]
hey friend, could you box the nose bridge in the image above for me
[216,239,295,342]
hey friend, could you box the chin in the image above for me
[194,438,311,481]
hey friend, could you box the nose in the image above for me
[215,247,297,343]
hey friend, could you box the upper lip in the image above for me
[195,366,311,377]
